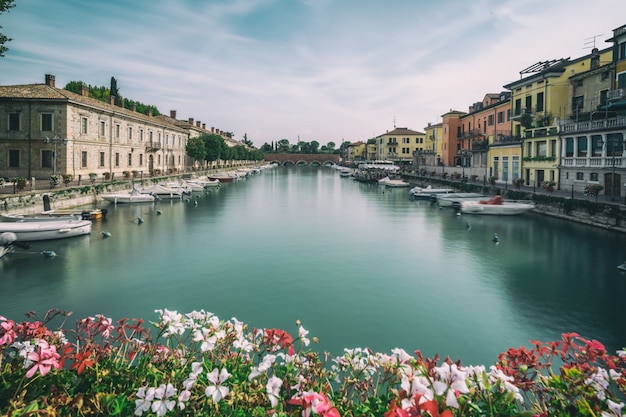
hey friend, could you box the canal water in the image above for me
[1,166,625,366]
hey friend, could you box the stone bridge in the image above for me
[264,153,340,166]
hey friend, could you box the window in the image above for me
[128,153,132,167]
[600,90,609,106]
[100,152,105,167]
[619,42,626,60]
[493,157,499,177]
[575,172,584,181]
[140,129,144,142]
[115,123,120,139]
[502,156,509,181]
[8,113,20,131]
[402,147,410,154]
[487,115,494,126]
[525,96,532,112]
[99,120,106,136]
[592,135,603,156]
[577,136,587,157]
[572,96,584,112]
[507,109,511,121]
[607,133,624,156]
[81,151,87,168]
[514,98,522,116]
[41,113,52,132]
[537,141,547,157]
[8,150,19,168]
[590,172,599,181]
[115,153,120,167]
[536,92,544,112]
[165,134,169,145]
[81,117,88,134]
[139,153,143,166]
[128,127,133,141]
[42,150,53,168]
[512,156,519,179]
[497,111,504,124]
[149,131,153,142]
[565,137,574,157]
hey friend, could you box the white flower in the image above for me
[205,368,230,403]
[266,376,283,408]
[151,383,176,417]
[298,326,310,346]
[155,309,186,337]
[134,386,155,416]
[178,389,191,410]
[193,328,217,352]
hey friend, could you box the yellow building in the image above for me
[374,127,425,165]
[504,47,613,187]
[346,141,366,161]
[423,122,442,165]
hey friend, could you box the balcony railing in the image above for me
[608,88,624,101]
[457,129,486,139]
[561,156,624,168]
[523,126,559,138]
[560,116,626,133]
[145,141,162,151]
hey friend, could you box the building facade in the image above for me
[374,127,425,164]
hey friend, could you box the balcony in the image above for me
[608,88,624,101]
[471,140,489,151]
[145,141,162,152]
[510,107,534,120]
[523,126,558,138]
[560,116,626,134]
[491,134,523,146]
[561,156,624,169]
[457,129,486,139]
[387,141,398,146]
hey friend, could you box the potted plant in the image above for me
[470,174,478,182]
[103,172,111,181]
[62,174,72,187]
[123,170,131,179]
[49,175,60,189]
[488,176,498,186]
[13,177,27,191]
[88,173,97,184]
[512,178,524,190]
[542,180,556,194]
[584,183,604,202]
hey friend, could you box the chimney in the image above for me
[170,110,177,119]
[146,108,152,117]
[45,74,55,87]
[109,96,115,105]
[211,127,215,133]
[79,84,89,96]
[202,123,206,129]
[196,121,201,127]
[130,104,136,112]
[188,118,194,125]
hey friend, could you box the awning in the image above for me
[599,99,626,110]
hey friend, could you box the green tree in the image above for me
[327,141,336,152]
[0,0,15,58]
[242,134,254,148]
[186,137,207,166]
[260,142,273,153]
[203,133,228,162]
[310,140,320,153]
[110,76,122,105]
[276,139,290,153]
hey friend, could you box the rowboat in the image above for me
[0,219,92,241]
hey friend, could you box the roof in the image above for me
[378,127,424,137]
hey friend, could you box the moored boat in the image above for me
[378,176,410,187]
[436,193,487,208]
[102,185,156,204]
[139,184,184,200]
[459,195,535,215]
[409,185,455,199]
[0,219,92,241]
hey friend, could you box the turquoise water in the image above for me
[1,166,625,366]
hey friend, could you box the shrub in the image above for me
[512,178,524,189]
[49,175,60,188]
[584,184,604,202]
[13,177,27,190]
[542,181,556,194]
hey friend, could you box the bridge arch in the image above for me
[264,153,340,166]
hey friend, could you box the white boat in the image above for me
[459,195,535,215]
[339,168,353,177]
[102,185,156,204]
[0,232,16,258]
[436,193,487,208]
[0,219,92,241]
[185,179,220,190]
[378,176,410,187]
[140,184,184,199]
[409,185,455,199]
[165,182,193,195]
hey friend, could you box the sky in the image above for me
[0,0,624,148]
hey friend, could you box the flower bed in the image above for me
[1,309,624,416]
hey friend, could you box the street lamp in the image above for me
[44,135,68,176]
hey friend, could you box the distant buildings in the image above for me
[346,23,626,199]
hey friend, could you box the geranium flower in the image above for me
[151,383,177,417]
[25,339,61,378]
[205,367,230,403]
[0,317,17,346]
[134,386,155,416]
[266,375,283,408]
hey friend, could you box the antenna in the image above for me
[583,34,603,49]
[393,116,396,128]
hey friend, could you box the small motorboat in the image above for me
[459,195,535,215]
[0,232,16,258]
[0,219,92,241]
[102,184,156,204]
[378,176,410,187]
[617,262,626,272]
[140,184,184,199]
[409,185,455,199]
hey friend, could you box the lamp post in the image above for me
[457,149,471,180]
[44,135,68,176]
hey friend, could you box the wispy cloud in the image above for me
[1,0,623,145]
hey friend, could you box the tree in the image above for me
[203,134,228,162]
[0,0,15,58]
[260,143,273,153]
[242,134,254,148]
[276,139,290,153]
[310,140,320,154]
[327,141,336,152]
[186,137,207,167]
[110,76,122,106]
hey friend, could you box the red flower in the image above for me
[263,328,294,350]
[70,348,95,375]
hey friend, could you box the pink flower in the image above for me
[25,339,61,378]
[0,316,17,346]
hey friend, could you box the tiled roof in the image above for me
[0,82,183,130]
[378,127,424,136]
